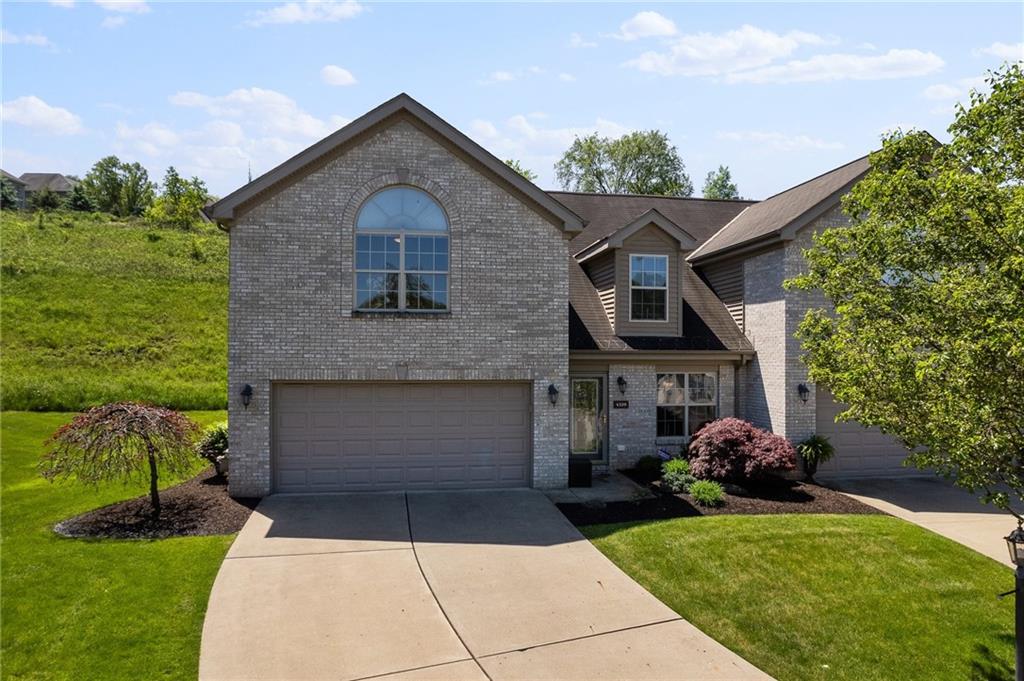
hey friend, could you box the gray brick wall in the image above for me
[607,363,657,468]
[228,120,569,496]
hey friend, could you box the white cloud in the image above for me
[101,15,126,29]
[469,119,498,139]
[975,41,1024,61]
[568,32,596,48]
[320,65,357,86]
[246,0,363,27]
[94,0,150,13]
[116,121,181,155]
[716,130,844,152]
[481,70,517,85]
[1,96,83,135]
[169,86,349,139]
[726,48,944,84]
[612,11,677,41]
[922,83,960,100]
[626,24,826,77]
[49,0,75,7]
[558,73,576,82]
[0,30,54,48]
[920,76,988,113]
[858,42,877,51]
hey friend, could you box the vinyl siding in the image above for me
[583,251,616,327]
[614,225,680,337]
[702,260,744,331]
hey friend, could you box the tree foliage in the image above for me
[80,156,156,217]
[41,402,200,517]
[29,187,62,212]
[786,65,1024,514]
[555,130,693,196]
[146,166,212,229]
[702,165,740,199]
[504,159,538,182]
[0,177,20,209]
[64,181,96,212]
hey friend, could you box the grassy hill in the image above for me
[1,210,228,411]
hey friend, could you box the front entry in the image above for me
[570,376,606,462]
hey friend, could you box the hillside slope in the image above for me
[1,211,228,410]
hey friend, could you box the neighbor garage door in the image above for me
[814,386,912,477]
[272,382,531,492]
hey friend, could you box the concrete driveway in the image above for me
[199,490,770,681]
[833,477,1016,566]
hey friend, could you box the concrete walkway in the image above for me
[199,490,771,681]
[832,477,1015,566]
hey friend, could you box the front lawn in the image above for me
[1,411,233,680]
[583,514,1014,681]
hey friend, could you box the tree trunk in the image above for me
[147,446,160,518]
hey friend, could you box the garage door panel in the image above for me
[273,382,531,492]
[815,386,911,477]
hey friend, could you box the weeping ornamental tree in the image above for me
[786,65,1024,515]
[41,403,200,517]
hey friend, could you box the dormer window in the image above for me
[629,254,668,321]
[354,186,449,312]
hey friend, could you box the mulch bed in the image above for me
[558,469,882,526]
[55,468,259,540]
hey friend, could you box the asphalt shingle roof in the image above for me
[18,173,76,193]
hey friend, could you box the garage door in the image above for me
[272,382,531,492]
[814,386,913,477]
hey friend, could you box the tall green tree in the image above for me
[702,165,740,199]
[64,181,96,212]
[146,166,211,229]
[118,162,155,217]
[555,130,693,197]
[30,188,62,212]
[81,155,125,213]
[505,159,538,182]
[786,65,1024,515]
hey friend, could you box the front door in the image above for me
[570,377,605,461]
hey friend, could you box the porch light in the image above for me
[1004,520,1024,681]
[797,383,810,403]
[617,376,628,394]
[548,383,559,405]
[1007,522,1024,567]
[240,384,253,409]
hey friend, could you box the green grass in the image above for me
[583,515,1015,681]
[1,211,227,411]
[1,411,234,680]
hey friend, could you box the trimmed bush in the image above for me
[797,434,835,480]
[633,455,663,478]
[689,480,725,507]
[688,417,797,483]
[661,458,697,493]
[196,422,228,475]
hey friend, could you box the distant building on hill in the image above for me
[19,173,77,204]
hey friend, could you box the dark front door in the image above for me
[570,377,605,461]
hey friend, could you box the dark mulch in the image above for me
[55,468,259,539]
[558,469,882,526]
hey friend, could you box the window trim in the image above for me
[656,372,719,439]
[353,186,450,314]
[628,253,669,322]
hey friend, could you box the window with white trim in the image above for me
[656,372,718,438]
[354,186,449,312]
[629,254,668,321]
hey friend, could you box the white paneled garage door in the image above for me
[814,386,913,477]
[272,382,531,493]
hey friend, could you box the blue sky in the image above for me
[2,1,1022,199]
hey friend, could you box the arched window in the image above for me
[354,187,449,312]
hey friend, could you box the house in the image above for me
[206,93,908,497]
[19,173,77,202]
[1,170,27,208]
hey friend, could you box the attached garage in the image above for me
[814,386,914,478]
[272,382,532,493]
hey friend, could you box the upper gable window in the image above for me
[629,254,668,321]
[355,187,449,312]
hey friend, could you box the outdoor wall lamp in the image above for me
[617,376,628,394]
[548,383,559,405]
[797,383,810,404]
[1002,521,1024,680]
[240,384,253,409]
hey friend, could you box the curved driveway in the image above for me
[199,490,770,681]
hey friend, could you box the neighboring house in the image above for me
[19,173,77,203]
[1,170,27,208]
[206,93,907,497]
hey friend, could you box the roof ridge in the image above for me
[547,190,757,204]
[756,153,870,203]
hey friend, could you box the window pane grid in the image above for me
[656,373,718,438]
[630,254,668,321]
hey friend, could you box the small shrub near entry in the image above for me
[689,417,797,483]
[661,458,697,493]
[689,480,725,507]
[634,455,663,478]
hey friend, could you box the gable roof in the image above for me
[205,93,584,232]
[551,191,754,256]
[19,173,75,193]
[688,155,870,264]
[576,208,700,262]
[1,169,26,186]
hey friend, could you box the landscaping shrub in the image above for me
[797,434,835,481]
[196,422,229,475]
[661,458,696,493]
[633,455,663,478]
[688,417,797,483]
[688,480,725,507]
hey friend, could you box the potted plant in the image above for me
[797,434,834,482]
